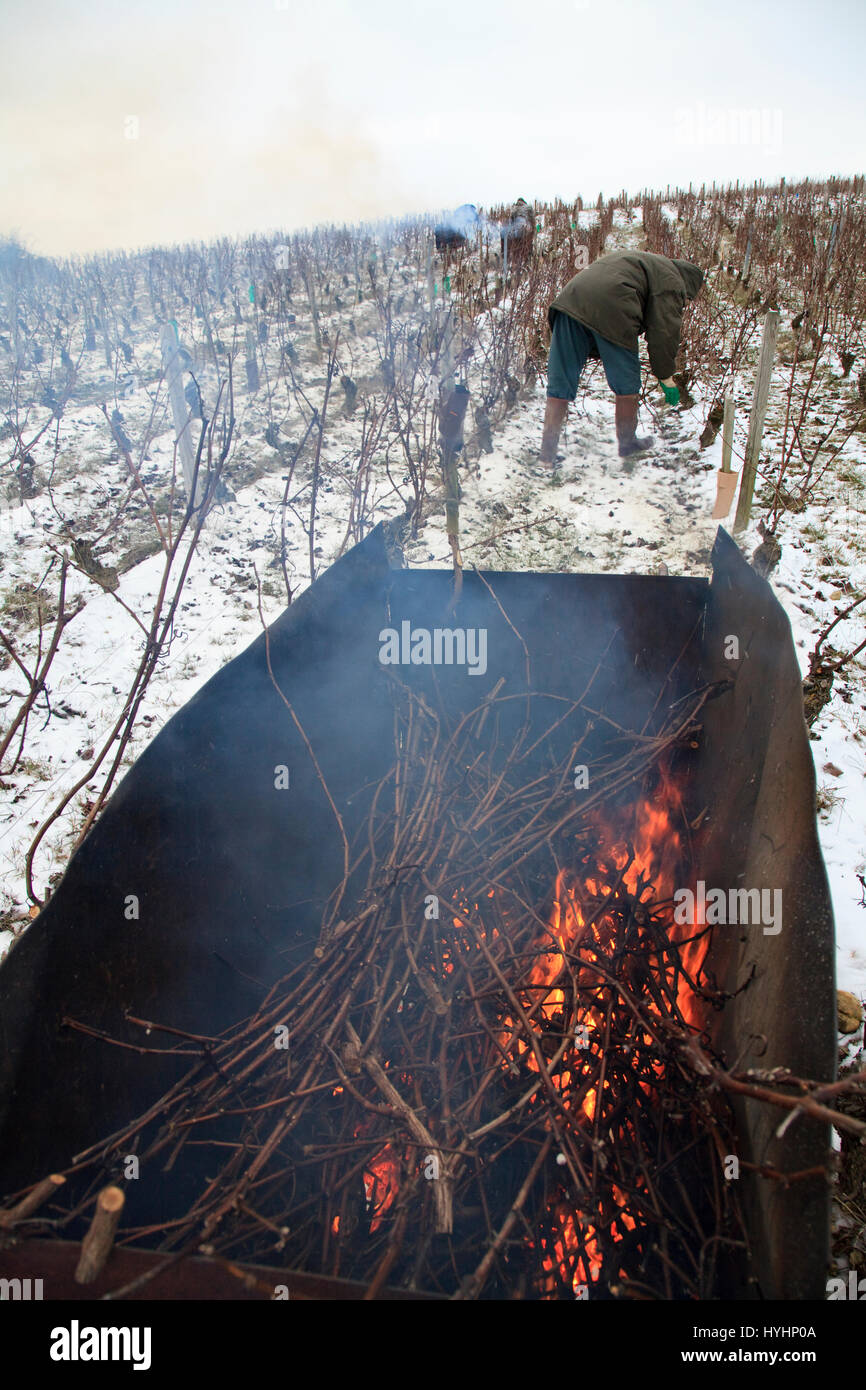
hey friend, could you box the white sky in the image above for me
[2,0,865,257]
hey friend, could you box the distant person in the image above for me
[434,204,480,252]
[500,198,534,271]
[540,250,703,464]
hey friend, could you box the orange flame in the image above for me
[499,770,706,1294]
[363,1144,401,1232]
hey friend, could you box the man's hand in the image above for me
[660,377,679,406]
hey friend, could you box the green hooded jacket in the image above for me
[549,251,704,380]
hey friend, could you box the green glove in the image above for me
[661,381,680,406]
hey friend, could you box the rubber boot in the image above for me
[615,394,654,457]
[540,396,569,464]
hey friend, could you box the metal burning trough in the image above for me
[0,523,834,1299]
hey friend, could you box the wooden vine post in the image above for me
[160,322,203,512]
[734,310,779,532]
[439,382,470,598]
[427,233,435,315]
[303,260,322,359]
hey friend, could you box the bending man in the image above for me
[541,250,703,463]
